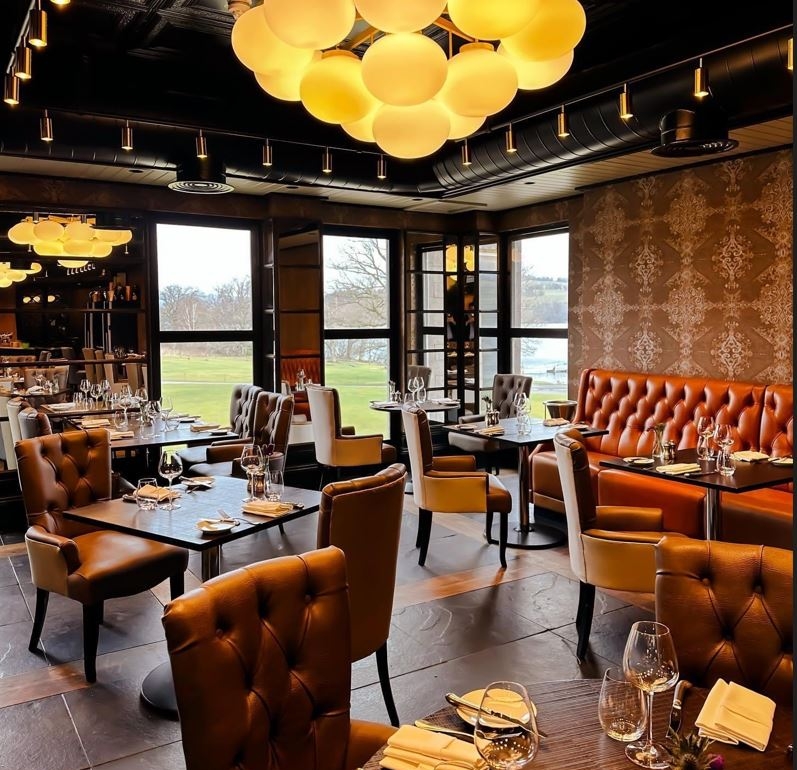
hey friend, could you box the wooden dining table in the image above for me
[364,679,793,769]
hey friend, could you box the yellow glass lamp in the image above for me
[342,98,382,142]
[373,101,450,158]
[33,241,64,257]
[90,242,113,258]
[498,45,574,90]
[255,58,320,102]
[7,220,37,245]
[262,0,355,51]
[63,239,94,256]
[57,260,89,268]
[439,104,485,140]
[63,220,94,241]
[231,7,315,75]
[502,0,586,62]
[32,219,64,242]
[354,0,445,33]
[300,50,373,124]
[447,0,538,40]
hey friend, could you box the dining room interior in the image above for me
[0,1,793,769]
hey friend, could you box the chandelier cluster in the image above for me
[0,261,41,289]
[232,0,586,159]
[7,216,133,269]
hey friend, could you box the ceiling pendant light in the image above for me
[505,123,517,153]
[3,75,20,106]
[321,147,332,174]
[376,154,387,180]
[788,38,793,72]
[556,105,570,138]
[40,109,53,142]
[693,58,709,99]
[121,120,134,151]
[14,45,32,80]
[461,139,472,167]
[28,2,48,48]
[262,139,273,167]
[50,0,71,6]
[196,129,208,159]
[619,84,633,121]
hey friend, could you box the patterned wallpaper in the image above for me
[562,149,793,390]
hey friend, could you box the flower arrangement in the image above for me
[663,728,724,770]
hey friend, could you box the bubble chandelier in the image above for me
[232,0,586,159]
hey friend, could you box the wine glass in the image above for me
[100,378,111,406]
[415,383,427,406]
[713,423,735,476]
[695,415,716,460]
[407,375,421,404]
[474,681,539,770]
[239,444,264,502]
[118,389,135,426]
[79,378,91,404]
[159,395,174,419]
[113,409,127,431]
[90,382,103,409]
[135,386,148,403]
[157,451,182,511]
[622,621,679,769]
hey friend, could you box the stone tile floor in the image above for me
[0,471,654,770]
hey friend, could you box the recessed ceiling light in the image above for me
[286,185,299,189]
[524,181,535,185]
[128,168,144,174]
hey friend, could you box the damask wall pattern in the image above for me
[567,148,793,390]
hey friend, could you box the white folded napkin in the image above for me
[241,500,294,516]
[109,430,135,439]
[478,426,505,436]
[26,386,45,394]
[379,725,479,770]
[81,418,111,428]
[371,400,396,407]
[49,402,76,411]
[731,450,769,462]
[190,422,220,432]
[695,679,775,751]
[136,484,180,501]
[656,462,701,475]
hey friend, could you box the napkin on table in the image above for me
[49,402,76,411]
[731,450,770,462]
[81,418,111,428]
[478,426,505,436]
[655,462,701,476]
[695,679,775,751]
[26,386,45,394]
[109,430,135,440]
[136,484,181,501]
[543,417,570,427]
[241,500,294,516]
[190,423,220,433]
[371,401,396,408]
[379,725,479,770]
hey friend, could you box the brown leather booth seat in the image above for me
[530,369,792,546]
[281,352,321,419]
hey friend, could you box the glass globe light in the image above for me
[25,262,42,274]
[33,241,64,256]
[262,0,355,51]
[254,54,321,102]
[7,269,27,282]
[107,230,133,246]
[300,50,372,125]
[447,0,538,40]
[63,239,93,256]
[362,33,447,106]
[93,229,120,243]
[341,92,382,142]
[57,260,89,268]
[90,242,113,258]
[231,6,315,75]
[439,42,518,117]
[0,278,12,288]
[33,219,64,242]
[439,105,485,140]
[498,45,573,89]
[354,0,446,34]
[64,221,94,241]
[8,220,37,245]
[373,101,450,159]
[502,0,586,62]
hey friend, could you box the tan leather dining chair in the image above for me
[307,385,397,487]
[554,428,686,661]
[162,547,396,770]
[402,404,512,568]
[15,429,188,682]
[317,463,407,726]
[655,537,792,706]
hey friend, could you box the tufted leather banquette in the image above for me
[655,537,792,706]
[162,546,395,770]
[531,369,793,546]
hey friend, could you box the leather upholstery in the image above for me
[7,396,31,446]
[655,537,792,706]
[281,353,321,419]
[307,385,396,468]
[23,365,70,391]
[162,547,396,770]
[18,407,53,439]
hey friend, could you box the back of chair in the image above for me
[553,429,598,583]
[252,391,294,455]
[492,373,533,418]
[307,386,341,466]
[228,384,263,439]
[317,464,406,662]
[18,407,53,440]
[15,429,112,536]
[163,547,353,770]
[7,396,31,446]
[656,537,792,706]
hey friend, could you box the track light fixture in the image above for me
[505,123,517,154]
[376,154,387,180]
[261,139,273,167]
[788,38,793,72]
[14,45,32,80]
[619,84,633,121]
[195,129,208,159]
[3,75,20,106]
[40,109,53,142]
[557,105,570,138]
[693,57,709,98]
[461,139,472,167]
[322,147,332,174]
[121,120,133,151]
[28,2,48,48]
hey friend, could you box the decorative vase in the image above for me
[651,424,666,460]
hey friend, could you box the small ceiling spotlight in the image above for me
[40,109,53,141]
[28,2,48,48]
[322,147,332,174]
[557,105,570,138]
[195,129,208,159]
[505,124,517,154]
[788,38,793,72]
[619,84,633,121]
[693,58,709,98]
[121,120,134,151]
[262,139,273,167]
[376,154,387,180]
[14,45,32,80]
[461,139,472,167]
[3,75,20,106]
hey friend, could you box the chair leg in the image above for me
[575,581,596,663]
[318,465,326,491]
[278,523,285,535]
[82,603,103,683]
[375,642,400,727]
[170,571,185,600]
[484,511,494,540]
[29,588,49,653]
[417,509,433,566]
[498,512,508,569]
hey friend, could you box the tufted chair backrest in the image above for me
[317,464,406,662]
[18,407,53,440]
[163,547,353,770]
[228,384,263,438]
[281,353,322,388]
[252,391,294,455]
[656,537,793,706]
[15,429,111,538]
[491,373,533,418]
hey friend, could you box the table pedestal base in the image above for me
[487,517,567,550]
[140,661,178,718]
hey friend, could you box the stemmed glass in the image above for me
[159,395,174,420]
[415,383,427,406]
[79,378,91,405]
[474,681,539,770]
[622,621,679,769]
[713,423,735,475]
[90,382,103,409]
[157,450,183,511]
[407,375,421,405]
[100,378,112,406]
[118,385,135,427]
[135,387,148,403]
[695,415,716,460]
[240,444,264,502]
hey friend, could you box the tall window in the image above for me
[509,228,569,418]
[156,222,254,425]
[322,232,390,434]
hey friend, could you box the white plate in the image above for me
[770,456,793,466]
[208,429,229,435]
[623,456,654,466]
[196,519,236,533]
[455,688,537,727]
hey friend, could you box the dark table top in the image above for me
[370,399,461,413]
[600,449,793,494]
[63,476,321,552]
[364,679,793,770]
[442,417,608,448]
[107,423,237,451]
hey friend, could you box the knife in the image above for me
[669,680,692,733]
[444,693,547,737]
